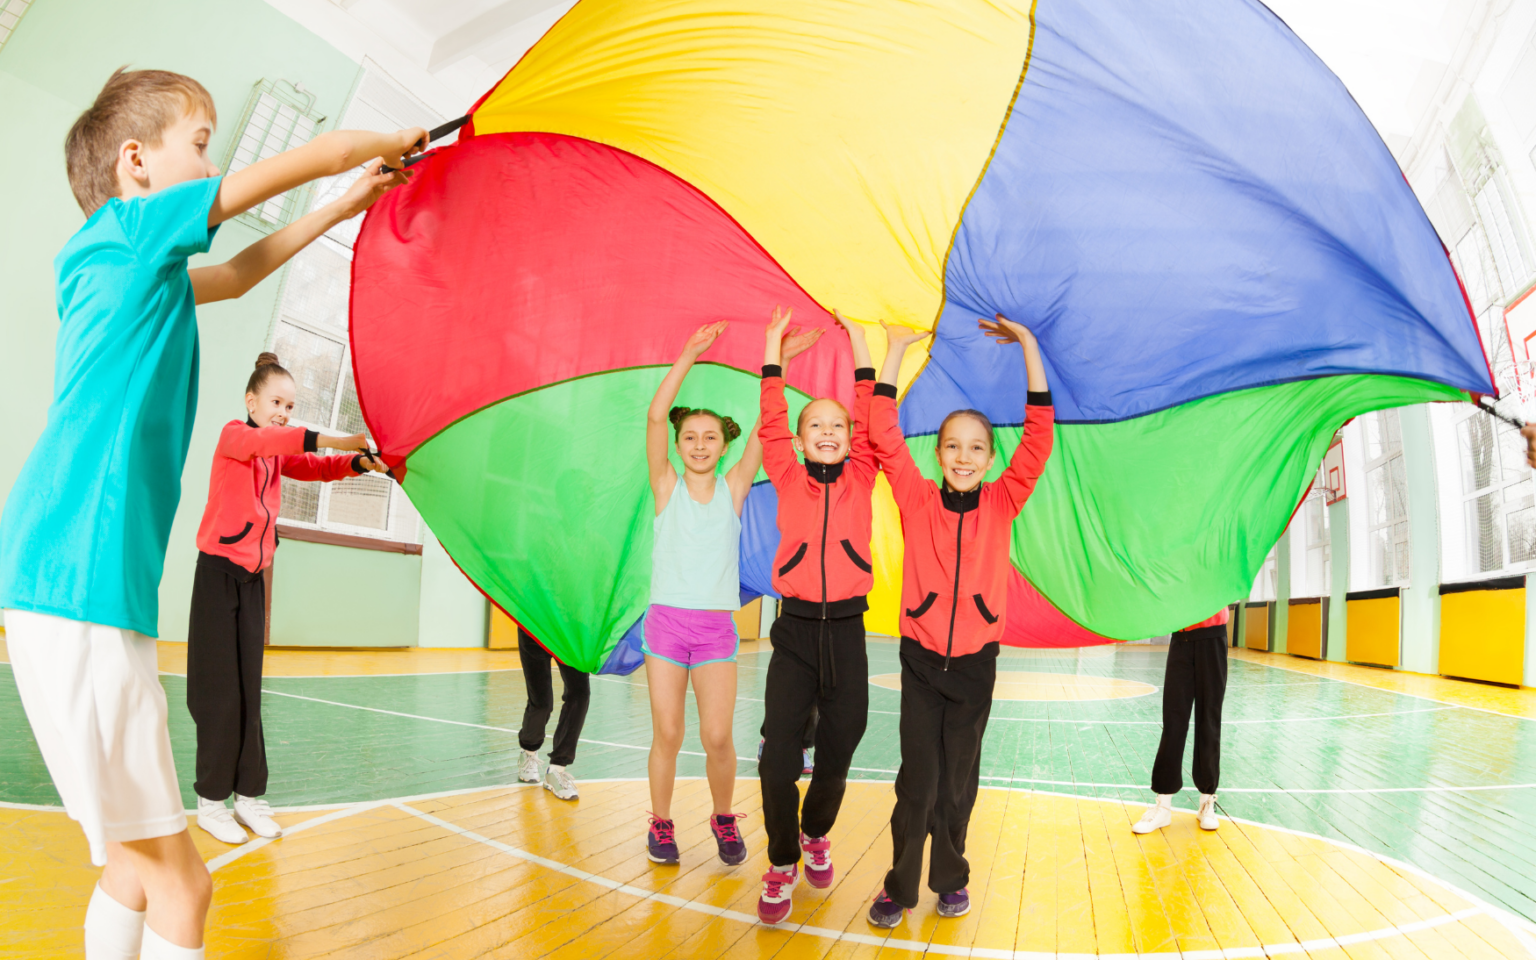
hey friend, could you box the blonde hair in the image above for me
[796,397,851,435]
[65,68,217,216]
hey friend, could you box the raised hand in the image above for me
[766,305,793,343]
[683,320,729,360]
[978,312,1036,349]
[782,325,824,362]
[880,321,928,351]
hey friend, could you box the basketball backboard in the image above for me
[1321,438,1346,505]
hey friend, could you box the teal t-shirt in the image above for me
[0,176,221,636]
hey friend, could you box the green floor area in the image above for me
[2,642,1534,924]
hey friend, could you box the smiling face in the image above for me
[937,414,996,493]
[794,398,851,465]
[675,413,729,475]
[246,374,298,429]
[128,108,220,195]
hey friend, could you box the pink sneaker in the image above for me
[800,833,833,888]
[757,863,798,924]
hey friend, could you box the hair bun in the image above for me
[668,406,690,429]
[255,351,282,370]
[720,416,742,441]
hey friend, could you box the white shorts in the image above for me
[4,609,186,865]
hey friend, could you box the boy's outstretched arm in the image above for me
[191,161,400,304]
[209,126,426,227]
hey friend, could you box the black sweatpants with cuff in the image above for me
[518,628,590,768]
[1150,624,1228,796]
[186,553,269,801]
[883,638,997,908]
[759,611,868,867]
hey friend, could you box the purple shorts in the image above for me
[642,604,739,669]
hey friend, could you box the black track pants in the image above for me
[884,639,995,908]
[759,613,868,867]
[518,629,591,767]
[760,707,817,749]
[1150,625,1228,796]
[187,556,268,801]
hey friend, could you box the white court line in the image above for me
[387,797,1491,960]
[1230,654,1536,722]
[160,668,523,679]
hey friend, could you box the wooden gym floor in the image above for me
[2,636,1535,958]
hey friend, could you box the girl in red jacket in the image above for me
[756,306,876,924]
[187,353,384,845]
[865,315,1054,928]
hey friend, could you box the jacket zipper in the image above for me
[819,479,829,618]
[943,500,966,670]
[257,456,274,571]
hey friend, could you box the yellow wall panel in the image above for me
[1439,588,1525,686]
[733,597,762,640]
[1245,603,1269,651]
[1346,596,1399,667]
[488,607,519,649]
[1287,601,1323,659]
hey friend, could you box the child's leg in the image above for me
[1189,628,1228,795]
[690,660,739,815]
[549,660,591,767]
[928,655,995,897]
[186,565,243,801]
[233,572,268,797]
[518,632,556,755]
[883,645,947,909]
[1149,635,1198,795]
[646,656,690,818]
[800,616,870,840]
[760,616,821,866]
[112,832,212,949]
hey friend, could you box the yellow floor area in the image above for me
[3,781,1527,958]
[1230,647,1536,721]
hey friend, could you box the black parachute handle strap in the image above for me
[1476,394,1528,430]
[363,448,401,482]
[381,115,472,173]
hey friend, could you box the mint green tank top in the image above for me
[651,474,741,610]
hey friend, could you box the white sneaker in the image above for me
[1197,793,1219,831]
[543,764,579,801]
[518,749,541,783]
[197,796,248,845]
[233,794,282,839]
[1131,797,1173,834]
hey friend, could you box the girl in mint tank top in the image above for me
[640,319,823,869]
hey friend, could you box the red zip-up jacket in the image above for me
[869,385,1055,661]
[761,366,877,619]
[195,419,364,574]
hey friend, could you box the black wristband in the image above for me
[761,364,783,378]
[351,454,365,474]
[854,367,876,382]
[873,382,898,399]
[1026,391,1053,407]
[303,429,319,453]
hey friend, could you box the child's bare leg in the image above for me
[690,661,739,814]
[113,831,211,948]
[646,657,689,819]
[98,845,148,912]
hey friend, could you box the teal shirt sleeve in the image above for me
[111,176,222,270]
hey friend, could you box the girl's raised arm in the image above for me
[649,322,727,512]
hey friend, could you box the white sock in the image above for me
[523,749,538,760]
[141,925,205,960]
[1155,794,1174,808]
[83,883,144,960]
[548,764,566,774]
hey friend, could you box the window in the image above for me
[1453,407,1535,576]
[223,80,326,232]
[1362,408,1410,587]
[1289,476,1330,598]
[0,0,32,53]
[1250,545,1279,602]
[265,65,444,545]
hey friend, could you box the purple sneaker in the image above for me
[711,813,747,865]
[646,815,679,864]
[867,889,905,928]
[937,888,971,918]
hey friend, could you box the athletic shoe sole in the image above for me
[936,901,971,918]
[758,902,792,924]
[867,908,903,929]
[803,867,833,889]
[646,848,679,865]
[717,847,747,866]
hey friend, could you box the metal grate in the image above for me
[280,477,320,524]
[0,0,32,52]
[327,475,392,530]
[225,80,325,232]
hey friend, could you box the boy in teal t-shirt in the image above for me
[0,67,426,959]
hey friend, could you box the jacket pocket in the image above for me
[777,542,809,577]
[905,591,939,619]
[218,521,254,545]
[973,594,999,625]
[840,539,872,573]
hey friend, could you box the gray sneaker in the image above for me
[518,749,540,784]
[543,764,578,800]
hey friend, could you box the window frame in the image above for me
[1361,408,1411,588]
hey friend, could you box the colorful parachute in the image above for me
[350,0,1492,672]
